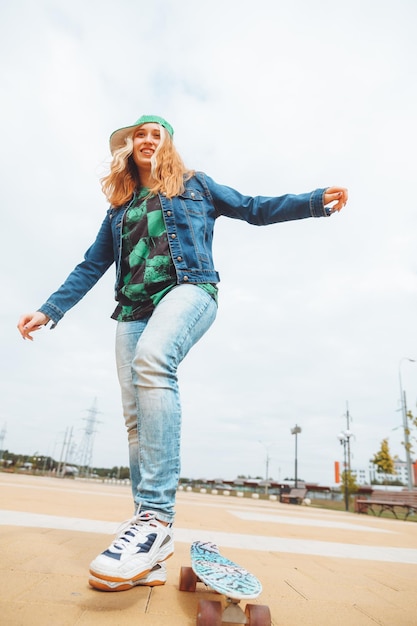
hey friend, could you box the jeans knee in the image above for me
[133,345,177,388]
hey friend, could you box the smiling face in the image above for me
[132,123,162,173]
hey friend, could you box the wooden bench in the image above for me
[355,490,417,520]
[280,488,307,505]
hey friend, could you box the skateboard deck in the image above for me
[190,541,262,599]
[179,541,271,625]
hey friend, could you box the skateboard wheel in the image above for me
[245,603,272,625]
[197,599,222,626]
[179,566,198,592]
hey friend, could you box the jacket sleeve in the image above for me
[38,212,115,327]
[200,173,329,225]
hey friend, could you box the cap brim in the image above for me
[109,124,139,155]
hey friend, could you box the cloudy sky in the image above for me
[1,0,417,486]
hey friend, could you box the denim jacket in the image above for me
[39,172,329,326]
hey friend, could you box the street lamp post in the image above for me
[291,425,302,488]
[338,430,353,511]
[399,357,416,490]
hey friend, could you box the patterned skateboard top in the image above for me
[190,541,262,600]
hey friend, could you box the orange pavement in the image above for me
[1,473,417,625]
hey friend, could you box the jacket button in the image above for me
[171,233,176,239]
[166,211,172,217]
[190,192,195,198]
[183,276,189,282]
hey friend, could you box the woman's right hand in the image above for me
[17,312,50,341]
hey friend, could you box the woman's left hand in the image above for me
[324,187,348,213]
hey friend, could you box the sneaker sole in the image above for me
[89,551,174,584]
[89,576,166,591]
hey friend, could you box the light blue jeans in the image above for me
[115,285,217,523]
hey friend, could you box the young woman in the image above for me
[17,114,348,591]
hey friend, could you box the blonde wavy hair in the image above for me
[101,125,194,206]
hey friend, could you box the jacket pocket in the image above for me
[179,188,204,215]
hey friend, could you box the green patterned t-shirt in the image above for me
[112,190,217,321]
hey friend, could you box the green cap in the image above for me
[109,115,174,154]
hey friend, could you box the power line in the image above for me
[76,398,102,476]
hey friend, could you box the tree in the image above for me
[406,410,417,455]
[371,439,396,484]
[341,469,358,508]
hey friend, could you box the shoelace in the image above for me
[111,510,159,552]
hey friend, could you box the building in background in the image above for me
[368,458,416,486]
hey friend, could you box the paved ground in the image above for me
[1,473,417,625]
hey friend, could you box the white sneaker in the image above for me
[89,562,167,591]
[89,511,173,586]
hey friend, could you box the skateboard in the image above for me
[179,541,271,625]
